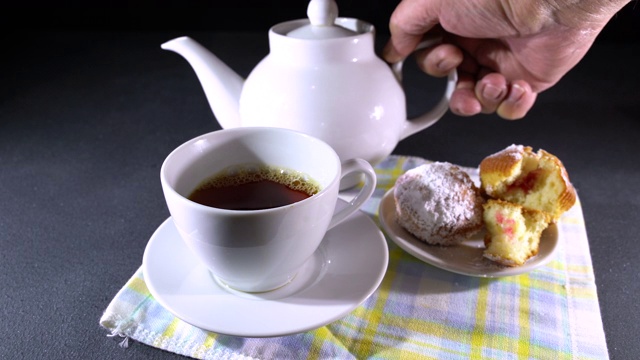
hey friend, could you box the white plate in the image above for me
[142,199,389,337]
[378,188,559,277]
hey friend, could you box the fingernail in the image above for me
[507,84,526,102]
[435,58,454,73]
[482,84,504,101]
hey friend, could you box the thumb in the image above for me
[383,0,441,63]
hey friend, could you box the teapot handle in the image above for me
[391,37,458,140]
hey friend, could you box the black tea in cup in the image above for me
[188,164,320,210]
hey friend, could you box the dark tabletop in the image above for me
[1,18,639,360]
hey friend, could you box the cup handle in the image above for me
[390,36,458,140]
[327,158,377,230]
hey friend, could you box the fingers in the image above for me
[475,73,507,114]
[411,41,535,119]
[383,32,421,64]
[449,72,482,116]
[450,73,536,120]
[383,0,441,62]
[415,43,463,77]
[496,81,537,120]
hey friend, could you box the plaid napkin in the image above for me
[100,155,608,359]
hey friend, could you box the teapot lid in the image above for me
[286,0,357,39]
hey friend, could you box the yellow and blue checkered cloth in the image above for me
[100,155,608,359]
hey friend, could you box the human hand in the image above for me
[383,0,630,120]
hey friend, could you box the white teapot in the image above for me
[162,0,456,187]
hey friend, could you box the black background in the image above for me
[2,0,638,40]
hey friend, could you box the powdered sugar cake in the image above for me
[393,162,484,246]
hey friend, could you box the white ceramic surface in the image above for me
[161,127,376,293]
[378,189,560,278]
[161,3,457,170]
[142,201,389,337]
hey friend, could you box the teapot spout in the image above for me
[161,36,243,129]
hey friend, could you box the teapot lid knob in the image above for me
[287,0,357,39]
[308,0,338,26]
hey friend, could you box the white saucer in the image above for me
[378,189,559,278]
[142,199,388,337]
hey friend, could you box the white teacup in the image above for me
[160,127,377,293]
